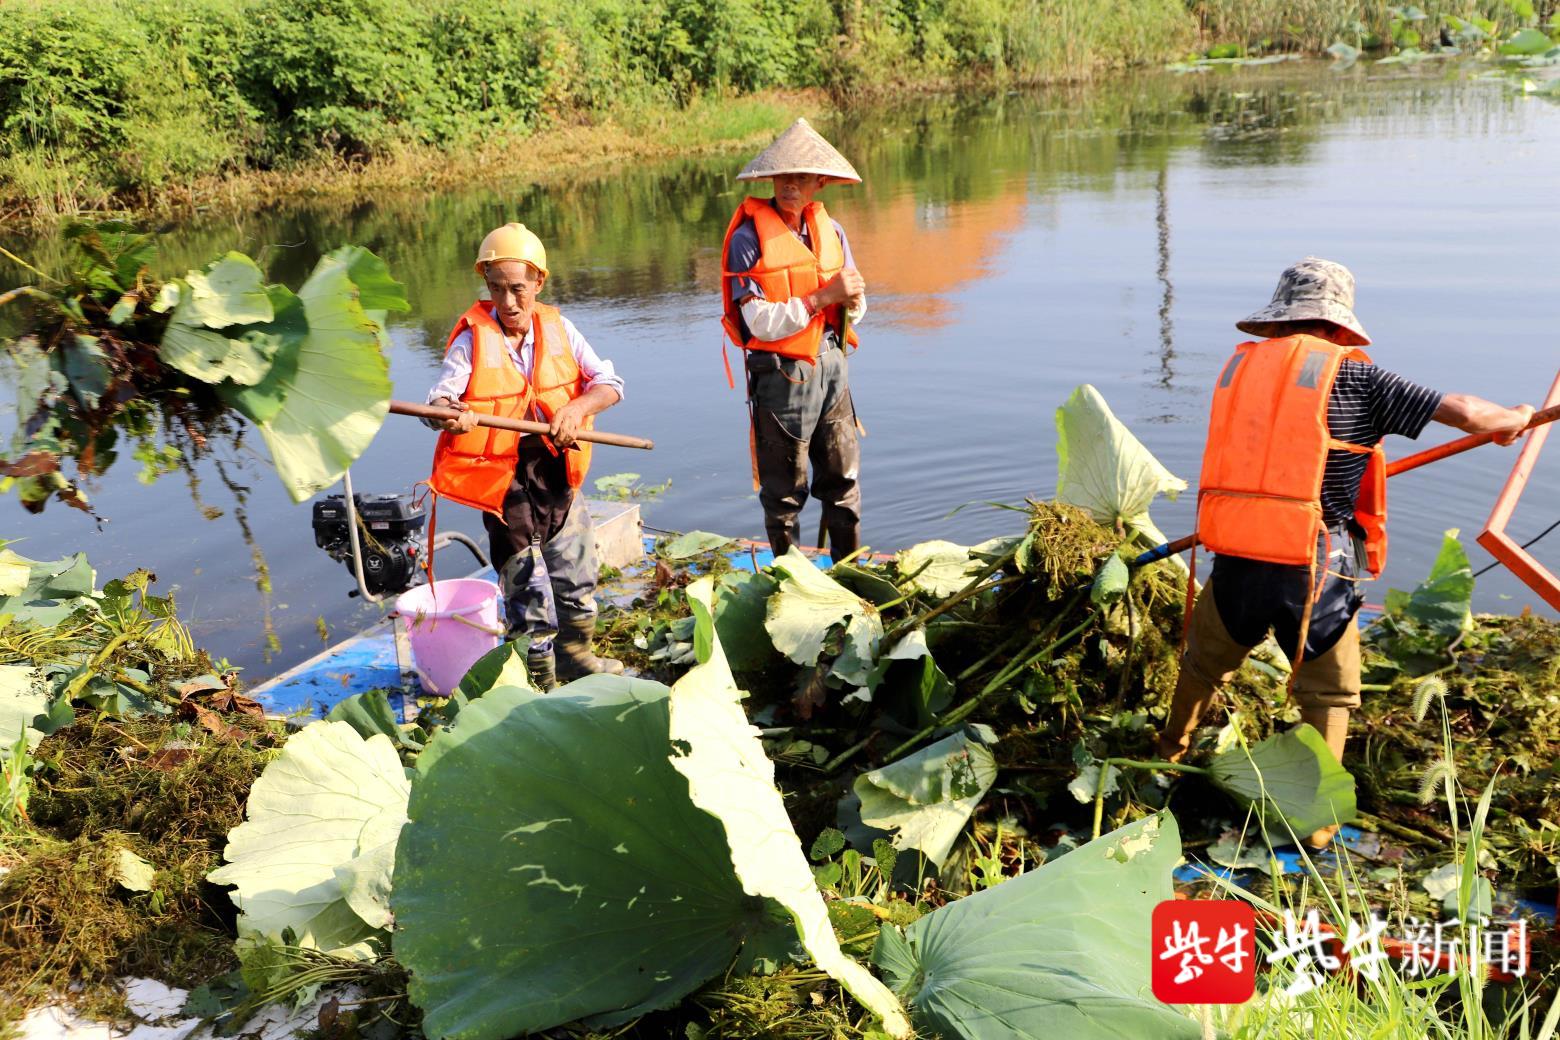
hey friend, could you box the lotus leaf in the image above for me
[0,549,29,596]
[1068,762,1121,804]
[326,689,408,746]
[668,579,910,1036]
[1055,384,1186,546]
[217,285,308,424]
[0,664,47,754]
[209,720,409,954]
[454,639,537,702]
[1385,529,1473,639]
[251,251,396,503]
[0,549,96,627]
[766,546,882,670]
[856,731,997,868]
[896,540,984,599]
[392,673,775,1040]
[872,814,1198,1040]
[662,530,736,559]
[180,252,274,329]
[62,335,111,409]
[1090,553,1129,605]
[713,569,778,671]
[328,245,411,313]
[830,562,902,605]
[1501,27,1555,54]
[868,628,954,725]
[1207,724,1356,839]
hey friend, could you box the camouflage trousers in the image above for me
[745,345,862,557]
[480,449,599,653]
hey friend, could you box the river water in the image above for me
[4,62,1558,681]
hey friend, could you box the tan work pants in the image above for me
[1157,577,1360,764]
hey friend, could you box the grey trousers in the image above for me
[488,491,599,653]
[745,346,862,556]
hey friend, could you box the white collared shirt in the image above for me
[426,307,624,424]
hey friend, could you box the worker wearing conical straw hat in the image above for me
[1156,257,1533,849]
[424,222,627,690]
[719,118,867,557]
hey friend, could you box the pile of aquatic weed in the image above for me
[0,711,280,1013]
[1357,611,1560,888]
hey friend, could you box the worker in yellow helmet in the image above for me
[424,223,626,690]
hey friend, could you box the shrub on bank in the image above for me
[0,0,1199,212]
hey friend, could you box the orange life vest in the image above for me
[719,196,860,362]
[1196,335,1387,577]
[429,301,593,515]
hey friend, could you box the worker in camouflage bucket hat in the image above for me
[718,118,868,557]
[1157,256,1535,850]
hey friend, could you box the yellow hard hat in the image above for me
[474,222,548,278]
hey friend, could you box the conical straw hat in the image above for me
[737,118,861,184]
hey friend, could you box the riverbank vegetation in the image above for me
[5,0,1556,227]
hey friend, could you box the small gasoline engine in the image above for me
[312,492,426,596]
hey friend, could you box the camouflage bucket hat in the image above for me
[1236,257,1371,346]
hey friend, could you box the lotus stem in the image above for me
[0,285,51,309]
[1091,756,1209,838]
[862,608,1098,770]
[882,545,1020,644]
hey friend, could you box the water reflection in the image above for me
[2,64,1556,681]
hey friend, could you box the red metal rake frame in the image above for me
[1477,371,1560,612]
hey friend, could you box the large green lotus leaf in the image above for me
[0,549,30,596]
[0,550,96,627]
[867,628,954,725]
[855,731,996,868]
[829,611,883,694]
[218,285,308,424]
[1400,529,1473,638]
[896,540,984,599]
[872,813,1198,1040]
[182,252,273,329]
[662,530,736,559]
[1500,27,1555,54]
[766,547,881,668]
[392,674,772,1040]
[160,316,236,382]
[1207,724,1357,839]
[0,664,47,754]
[208,720,409,953]
[325,245,412,313]
[668,580,910,1036]
[1055,384,1186,545]
[160,313,279,387]
[713,569,778,671]
[326,690,407,746]
[254,254,394,503]
[829,562,902,606]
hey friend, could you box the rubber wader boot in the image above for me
[526,648,558,692]
[1300,706,1351,849]
[1155,667,1220,763]
[556,616,624,681]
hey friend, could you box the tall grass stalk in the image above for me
[1203,746,1545,1039]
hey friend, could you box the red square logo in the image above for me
[1151,899,1256,1004]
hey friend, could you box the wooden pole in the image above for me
[388,400,654,451]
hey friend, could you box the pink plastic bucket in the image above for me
[394,579,503,695]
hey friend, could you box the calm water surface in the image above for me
[5,63,1558,681]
